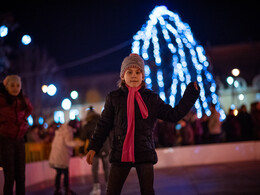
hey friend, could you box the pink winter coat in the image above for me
[0,93,33,140]
[49,123,78,168]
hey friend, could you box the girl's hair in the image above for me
[68,119,80,130]
[117,79,146,88]
[0,82,27,110]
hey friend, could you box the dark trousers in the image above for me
[54,167,69,190]
[92,155,110,183]
[0,135,26,195]
[106,163,155,195]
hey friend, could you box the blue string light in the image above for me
[132,5,226,120]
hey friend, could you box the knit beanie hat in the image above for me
[120,53,145,78]
[3,75,21,87]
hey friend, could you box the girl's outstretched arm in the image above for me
[156,81,200,122]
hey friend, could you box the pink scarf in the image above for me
[121,85,148,162]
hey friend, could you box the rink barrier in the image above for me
[25,142,51,163]
[0,141,260,188]
[25,138,83,163]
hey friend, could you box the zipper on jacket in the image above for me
[15,98,19,139]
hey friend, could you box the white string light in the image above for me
[132,5,226,120]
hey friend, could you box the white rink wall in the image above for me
[0,141,260,188]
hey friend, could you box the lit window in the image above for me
[27,115,33,126]
[69,109,79,120]
[54,111,65,124]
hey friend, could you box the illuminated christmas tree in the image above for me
[131,5,225,120]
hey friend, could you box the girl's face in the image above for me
[121,67,144,88]
[6,80,21,96]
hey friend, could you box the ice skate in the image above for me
[65,187,77,195]
[89,183,101,195]
[54,188,62,195]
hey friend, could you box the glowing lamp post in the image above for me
[227,68,240,107]
[61,98,71,110]
[21,35,32,45]
[70,90,78,100]
[231,68,240,77]
[47,84,57,96]
[0,25,8,37]
[42,84,57,96]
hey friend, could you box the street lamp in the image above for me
[42,84,57,96]
[0,25,8,37]
[227,68,240,108]
[61,98,71,110]
[231,68,240,77]
[21,34,31,45]
[41,85,48,93]
[226,76,234,85]
[70,90,78,100]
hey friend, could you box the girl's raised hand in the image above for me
[194,82,198,91]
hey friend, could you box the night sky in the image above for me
[1,0,259,77]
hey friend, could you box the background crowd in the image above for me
[24,101,260,150]
[154,102,260,148]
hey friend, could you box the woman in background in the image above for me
[0,75,33,195]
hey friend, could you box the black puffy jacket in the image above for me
[88,82,200,164]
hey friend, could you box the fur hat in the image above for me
[3,75,21,87]
[85,106,99,122]
[86,106,95,117]
[120,53,145,78]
